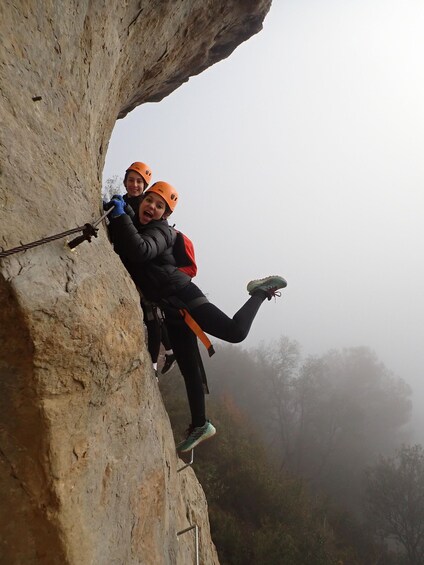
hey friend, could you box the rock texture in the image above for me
[0,1,271,563]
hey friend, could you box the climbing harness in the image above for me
[158,297,214,394]
[0,207,114,258]
[159,296,215,358]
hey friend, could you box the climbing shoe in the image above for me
[161,353,176,375]
[247,275,287,300]
[176,421,216,453]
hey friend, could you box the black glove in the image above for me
[103,200,114,211]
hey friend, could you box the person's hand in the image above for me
[106,195,126,218]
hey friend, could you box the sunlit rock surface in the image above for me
[0,1,271,563]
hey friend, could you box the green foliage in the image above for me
[204,341,412,515]
[365,444,424,565]
[160,373,353,564]
[159,338,409,563]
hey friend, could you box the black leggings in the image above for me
[141,301,172,363]
[189,295,265,343]
[164,289,266,427]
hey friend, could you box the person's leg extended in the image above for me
[179,275,287,344]
[191,293,266,343]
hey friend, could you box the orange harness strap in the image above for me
[179,309,215,357]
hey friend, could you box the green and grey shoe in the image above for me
[176,421,216,453]
[247,275,287,300]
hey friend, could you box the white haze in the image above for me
[103,0,424,441]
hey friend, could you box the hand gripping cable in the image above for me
[0,207,114,259]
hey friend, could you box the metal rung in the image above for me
[177,449,194,472]
[177,524,199,565]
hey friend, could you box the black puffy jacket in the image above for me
[123,194,142,219]
[108,213,191,301]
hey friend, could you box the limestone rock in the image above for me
[0,1,271,563]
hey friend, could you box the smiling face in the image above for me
[139,192,167,224]
[124,170,147,197]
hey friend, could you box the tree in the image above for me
[365,444,424,565]
[160,377,354,564]
[159,344,397,563]
[102,175,124,200]
[253,337,302,465]
[160,368,394,565]
[191,340,413,523]
[229,344,413,515]
[310,349,412,509]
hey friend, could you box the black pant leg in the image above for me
[160,320,173,351]
[165,312,206,428]
[190,294,265,343]
[141,300,161,363]
[144,319,161,363]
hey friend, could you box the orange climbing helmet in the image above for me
[125,162,152,185]
[145,181,179,212]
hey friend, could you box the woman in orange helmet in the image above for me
[106,182,287,453]
[118,162,177,376]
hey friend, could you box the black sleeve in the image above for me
[108,215,175,264]
[123,195,142,220]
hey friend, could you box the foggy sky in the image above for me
[103,1,424,440]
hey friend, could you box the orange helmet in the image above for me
[125,162,152,185]
[145,181,179,212]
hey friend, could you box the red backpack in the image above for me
[172,230,197,278]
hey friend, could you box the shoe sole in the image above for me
[177,427,216,453]
[247,275,287,294]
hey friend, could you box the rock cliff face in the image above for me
[0,1,271,563]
